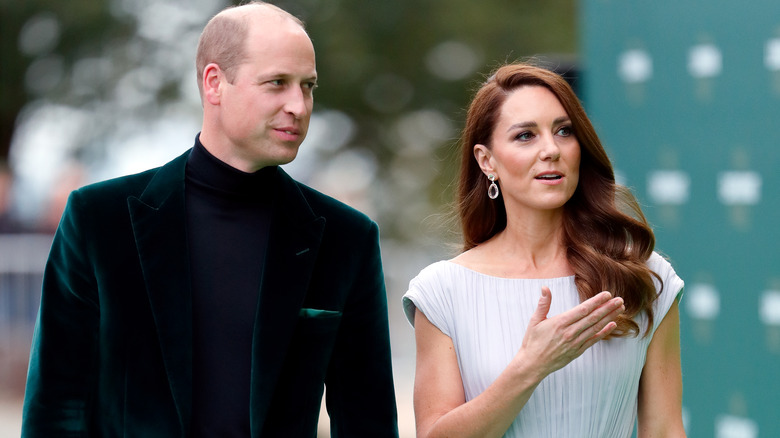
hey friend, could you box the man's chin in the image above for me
[266,147,300,168]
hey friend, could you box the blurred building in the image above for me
[580,1,780,437]
[0,234,49,397]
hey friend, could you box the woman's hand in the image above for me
[516,287,625,378]
[413,287,625,438]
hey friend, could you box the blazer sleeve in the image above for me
[324,221,399,437]
[22,190,100,437]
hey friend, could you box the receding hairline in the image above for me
[195,2,309,98]
[215,1,305,30]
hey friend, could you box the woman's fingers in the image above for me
[576,297,626,351]
[554,291,611,326]
[575,301,625,353]
[561,291,623,326]
[583,294,625,329]
[555,291,624,352]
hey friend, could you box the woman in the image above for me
[403,63,686,438]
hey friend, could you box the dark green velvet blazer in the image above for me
[22,149,398,437]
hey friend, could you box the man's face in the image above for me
[215,19,317,172]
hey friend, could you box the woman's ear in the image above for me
[473,144,496,178]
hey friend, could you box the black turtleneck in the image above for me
[185,137,278,437]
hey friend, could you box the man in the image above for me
[21,2,399,436]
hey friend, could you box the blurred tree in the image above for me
[282,0,577,238]
[287,0,577,151]
[2,0,576,240]
[0,0,134,161]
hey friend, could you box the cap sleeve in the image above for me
[402,261,453,338]
[647,251,685,332]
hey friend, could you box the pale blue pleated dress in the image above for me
[403,252,683,438]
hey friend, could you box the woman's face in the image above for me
[474,85,580,216]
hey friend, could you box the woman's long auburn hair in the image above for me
[457,63,660,337]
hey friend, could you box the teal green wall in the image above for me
[580,1,780,437]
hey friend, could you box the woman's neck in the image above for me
[453,210,572,279]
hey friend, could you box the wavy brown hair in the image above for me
[457,63,660,337]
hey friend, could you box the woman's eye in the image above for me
[515,131,533,141]
[557,126,573,136]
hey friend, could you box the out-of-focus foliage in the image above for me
[280,0,578,239]
[2,0,576,240]
[0,0,131,161]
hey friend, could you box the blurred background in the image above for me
[0,0,777,436]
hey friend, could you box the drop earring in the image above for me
[487,174,499,199]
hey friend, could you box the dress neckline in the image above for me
[442,260,576,281]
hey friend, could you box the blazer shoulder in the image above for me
[72,149,190,206]
[71,167,160,208]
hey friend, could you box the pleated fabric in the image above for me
[403,252,684,438]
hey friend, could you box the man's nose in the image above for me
[284,87,309,119]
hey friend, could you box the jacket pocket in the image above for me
[282,308,342,383]
[298,307,342,319]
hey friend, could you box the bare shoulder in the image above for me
[449,244,492,271]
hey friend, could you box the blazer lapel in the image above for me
[250,169,325,435]
[127,151,193,431]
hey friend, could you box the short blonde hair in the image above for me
[195,1,305,97]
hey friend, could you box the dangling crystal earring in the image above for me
[487,174,499,199]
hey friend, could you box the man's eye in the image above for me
[270,79,284,86]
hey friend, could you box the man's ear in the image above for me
[202,63,223,106]
[473,144,497,177]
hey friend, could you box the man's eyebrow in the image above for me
[257,72,318,81]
